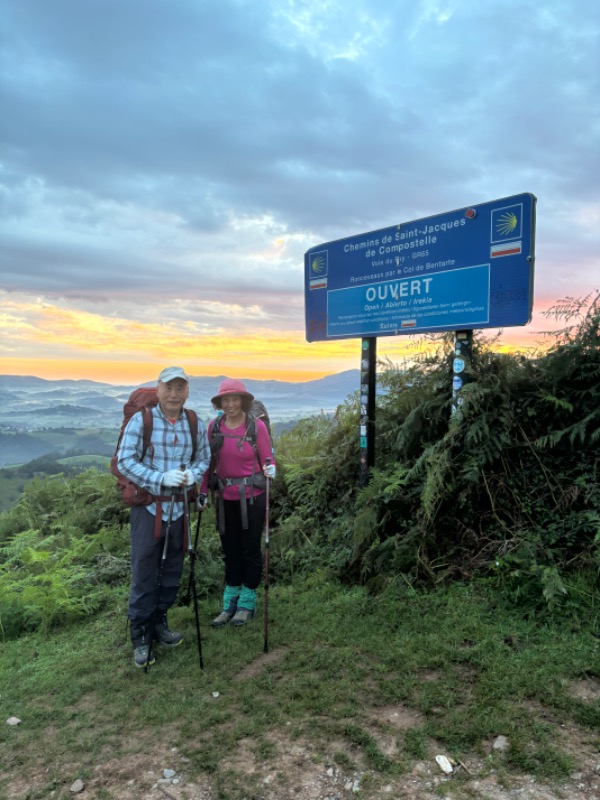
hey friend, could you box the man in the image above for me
[117,366,210,668]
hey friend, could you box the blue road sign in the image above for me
[304,193,536,342]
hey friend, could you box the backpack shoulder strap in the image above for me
[209,415,223,446]
[203,416,221,489]
[245,413,262,470]
[207,415,222,470]
[247,413,257,446]
[184,408,199,461]
[141,406,154,460]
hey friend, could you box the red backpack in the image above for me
[110,387,199,506]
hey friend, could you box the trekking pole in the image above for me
[180,507,202,607]
[263,457,271,654]
[146,493,176,673]
[183,483,204,670]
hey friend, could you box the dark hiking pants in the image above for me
[219,492,266,591]
[128,505,185,625]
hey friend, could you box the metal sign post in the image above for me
[452,330,473,420]
[359,338,376,488]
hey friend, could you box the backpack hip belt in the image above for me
[216,475,266,534]
[222,476,252,488]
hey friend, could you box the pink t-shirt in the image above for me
[200,417,274,501]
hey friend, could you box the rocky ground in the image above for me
[5,674,599,799]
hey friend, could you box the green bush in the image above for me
[271,293,600,618]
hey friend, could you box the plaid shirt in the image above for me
[117,404,210,520]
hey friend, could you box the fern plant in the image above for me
[0,471,129,639]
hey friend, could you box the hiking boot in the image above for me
[134,645,156,669]
[211,609,235,628]
[154,614,183,647]
[230,608,254,627]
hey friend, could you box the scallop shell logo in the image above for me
[311,254,326,275]
[495,211,518,237]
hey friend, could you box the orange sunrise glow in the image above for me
[0,294,559,385]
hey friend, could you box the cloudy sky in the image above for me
[1,0,598,384]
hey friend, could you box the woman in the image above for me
[200,378,275,627]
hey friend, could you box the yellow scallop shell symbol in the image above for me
[496,211,518,237]
[311,254,326,275]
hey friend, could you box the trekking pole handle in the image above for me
[180,462,196,491]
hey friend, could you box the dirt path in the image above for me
[5,671,599,799]
[7,713,599,799]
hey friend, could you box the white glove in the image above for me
[183,469,195,487]
[162,468,186,488]
[263,463,276,479]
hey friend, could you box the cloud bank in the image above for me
[1,0,598,380]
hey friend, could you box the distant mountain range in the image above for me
[0,371,361,431]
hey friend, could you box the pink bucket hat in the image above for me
[211,378,254,405]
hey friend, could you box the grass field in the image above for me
[1,577,598,799]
